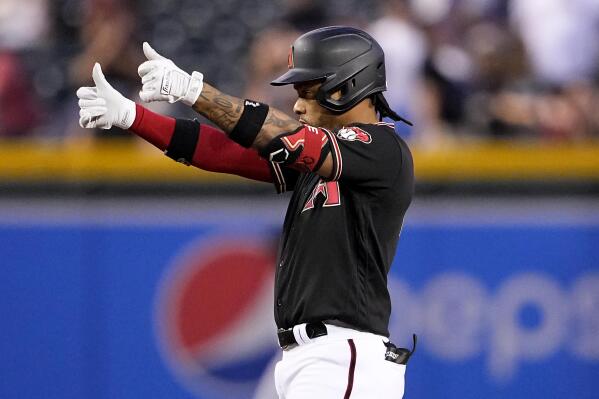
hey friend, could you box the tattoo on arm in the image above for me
[193,85,243,133]
[192,83,301,151]
[254,108,301,148]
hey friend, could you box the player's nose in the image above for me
[293,98,306,117]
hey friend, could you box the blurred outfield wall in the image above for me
[1,197,598,399]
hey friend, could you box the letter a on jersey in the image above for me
[302,179,341,212]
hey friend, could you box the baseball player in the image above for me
[77,26,415,398]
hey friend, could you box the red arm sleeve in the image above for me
[129,104,175,149]
[128,104,272,183]
[193,122,272,182]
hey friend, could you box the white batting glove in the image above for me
[77,63,136,130]
[138,42,204,106]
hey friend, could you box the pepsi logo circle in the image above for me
[154,237,279,398]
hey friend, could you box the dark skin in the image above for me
[192,80,378,178]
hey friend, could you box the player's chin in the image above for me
[302,116,327,128]
[299,117,313,126]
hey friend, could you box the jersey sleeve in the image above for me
[268,162,300,193]
[322,124,405,189]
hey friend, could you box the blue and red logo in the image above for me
[154,237,280,398]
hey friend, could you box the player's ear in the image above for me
[368,95,376,109]
[330,89,343,101]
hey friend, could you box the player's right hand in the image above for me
[77,63,136,130]
[138,42,204,106]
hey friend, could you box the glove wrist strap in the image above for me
[182,71,204,106]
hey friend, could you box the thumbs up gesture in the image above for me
[76,63,136,130]
[137,42,204,106]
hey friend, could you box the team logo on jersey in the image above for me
[336,127,372,143]
[302,179,341,212]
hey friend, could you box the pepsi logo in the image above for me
[154,237,279,398]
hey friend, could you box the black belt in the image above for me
[277,321,328,349]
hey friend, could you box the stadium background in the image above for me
[1,0,599,398]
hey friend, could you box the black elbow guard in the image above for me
[229,100,269,148]
[165,119,201,165]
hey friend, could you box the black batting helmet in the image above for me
[271,26,412,125]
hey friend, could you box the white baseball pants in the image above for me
[274,324,406,399]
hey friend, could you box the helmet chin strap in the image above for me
[373,93,413,126]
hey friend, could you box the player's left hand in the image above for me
[137,42,204,106]
[77,63,136,130]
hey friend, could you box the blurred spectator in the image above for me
[282,0,327,31]
[369,1,427,128]
[463,20,535,138]
[509,0,599,85]
[0,0,48,137]
[1,0,597,143]
[507,0,599,140]
[67,0,143,140]
[0,0,49,49]
[463,17,599,141]
[0,52,44,137]
[405,0,474,146]
[69,0,141,87]
[563,80,599,139]
[244,24,300,112]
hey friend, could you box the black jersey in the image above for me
[268,122,414,337]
